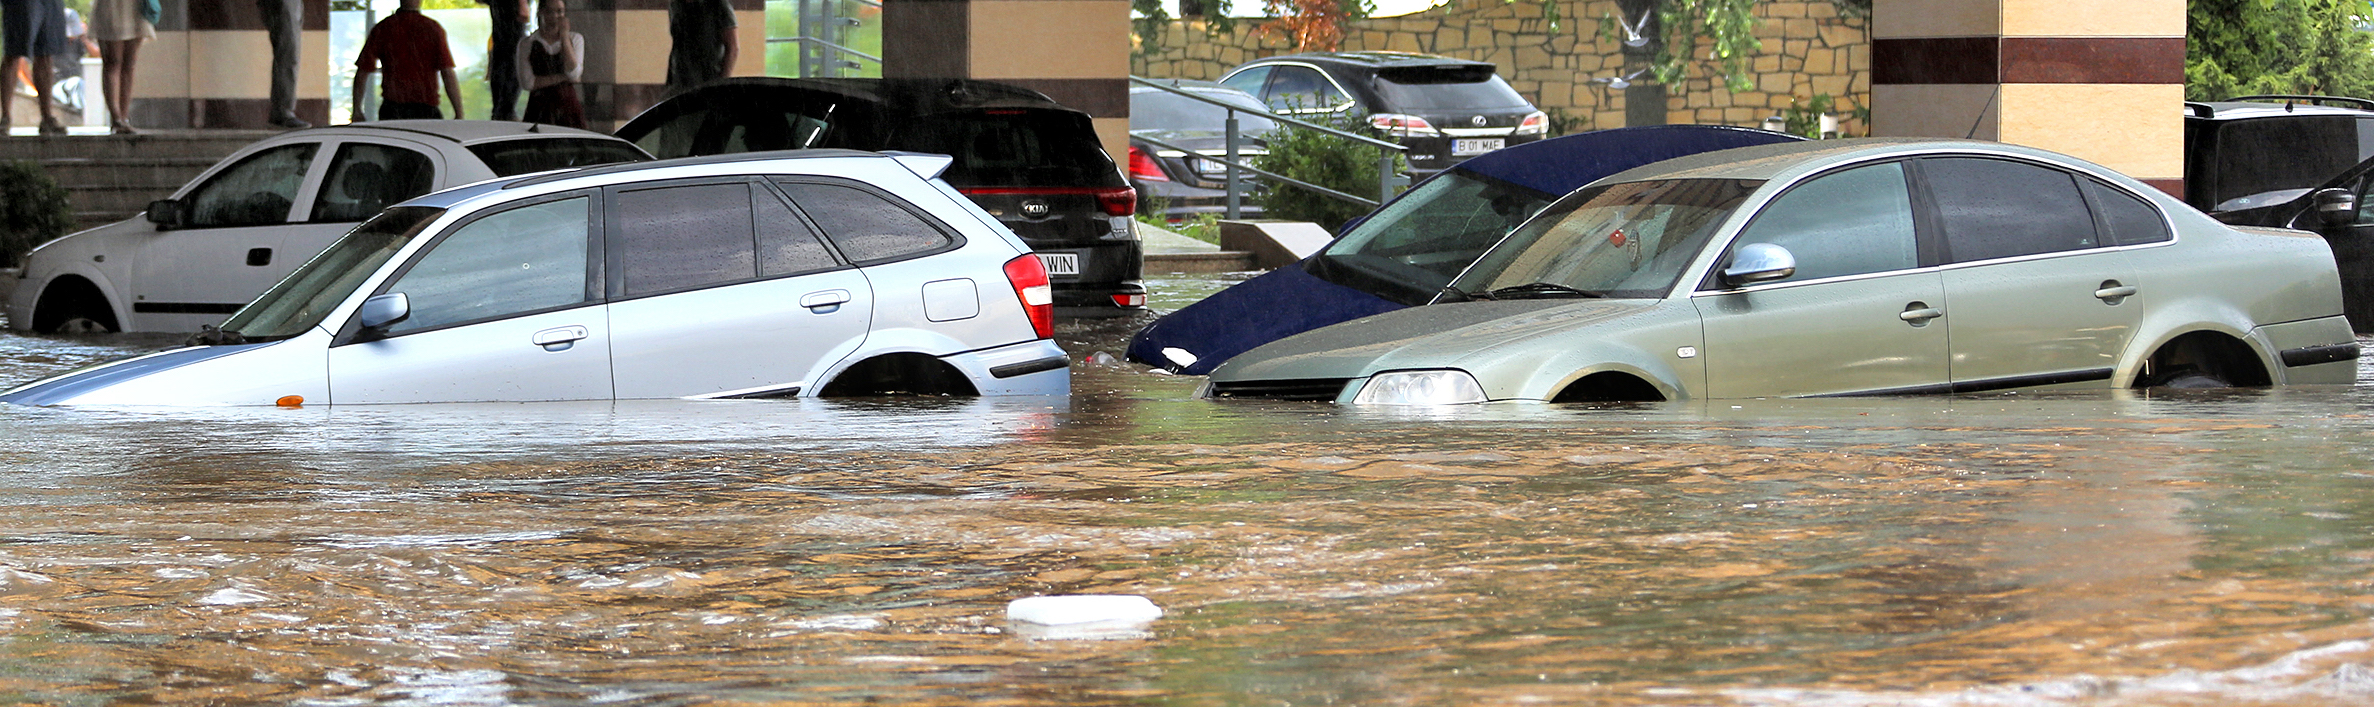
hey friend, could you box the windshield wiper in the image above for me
[184,325,249,347]
[1486,282,1608,300]
[1437,285,1493,302]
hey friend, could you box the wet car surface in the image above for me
[6,284,2374,704]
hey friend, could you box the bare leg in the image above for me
[101,39,138,133]
[32,55,58,133]
[1,56,18,132]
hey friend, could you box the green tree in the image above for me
[2188,0,2374,100]
[0,161,74,269]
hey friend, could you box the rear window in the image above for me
[884,108,1122,188]
[468,138,649,177]
[1372,65,1531,112]
[1130,89,1279,134]
[2203,116,2372,210]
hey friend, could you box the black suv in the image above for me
[1218,51,1547,176]
[616,78,1146,314]
[2183,95,2374,213]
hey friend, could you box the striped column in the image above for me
[1869,0,2185,195]
[574,0,767,130]
[882,0,1132,163]
[138,0,333,129]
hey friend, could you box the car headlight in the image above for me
[1352,369,1486,405]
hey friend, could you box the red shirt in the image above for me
[355,10,455,105]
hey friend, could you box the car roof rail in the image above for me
[2185,101,2215,119]
[2226,94,2374,112]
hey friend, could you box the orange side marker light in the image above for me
[275,395,305,408]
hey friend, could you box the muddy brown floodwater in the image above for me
[6,273,2374,705]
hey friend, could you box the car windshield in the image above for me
[1130,89,1279,134]
[1371,65,1531,112]
[1448,178,1760,300]
[218,206,444,341]
[467,139,649,177]
[1308,170,1557,305]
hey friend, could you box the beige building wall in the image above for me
[884,0,1134,167]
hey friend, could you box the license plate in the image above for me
[1452,138,1505,156]
[1194,158,1227,176]
[1038,252,1080,276]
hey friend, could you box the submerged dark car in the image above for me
[1126,125,1803,374]
[2210,148,2374,332]
[2184,96,2374,214]
[1128,79,1275,221]
[616,78,1147,313]
[1219,51,1547,176]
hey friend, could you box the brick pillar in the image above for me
[575,0,766,130]
[137,0,332,129]
[1869,0,2184,195]
[882,0,1132,163]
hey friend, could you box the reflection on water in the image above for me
[3,300,2374,704]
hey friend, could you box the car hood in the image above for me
[1211,298,1661,381]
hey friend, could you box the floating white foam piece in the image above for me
[1006,595,1163,640]
[1161,348,1198,367]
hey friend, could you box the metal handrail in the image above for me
[1129,75,1405,217]
[771,36,881,65]
[1133,134,1378,209]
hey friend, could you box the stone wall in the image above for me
[1132,0,1869,135]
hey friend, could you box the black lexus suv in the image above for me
[1219,51,1547,176]
[616,78,1146,315]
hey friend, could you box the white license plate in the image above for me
[1452,138,1505,156]
[1038,253,1080,276]
[1194,158,1227,176]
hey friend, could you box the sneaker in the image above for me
[269,115,311,129]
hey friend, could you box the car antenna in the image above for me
[528,123,542,132]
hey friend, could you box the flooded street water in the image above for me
[7,274,2374,705]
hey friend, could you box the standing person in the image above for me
[89,0,153,134]
[350,0,464,121]
[256,0,307,128]
[663,0,735,97]
[54,5,92,118]
[2,0,68,135]
[479,0,525,120]
[516,0,583,128]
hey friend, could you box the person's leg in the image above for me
[258,0,302,125]
[99,39,124,131]
[31,55,57,131]
[108,37,136,132]
[487,1,523,120]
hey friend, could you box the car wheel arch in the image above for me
[30,273,124,334]
[1531,360,1684,403]
[816,352,981,397]
[2126,328,2274,388]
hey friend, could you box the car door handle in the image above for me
[532,325,589,350]
[800,289,851,313]
[2095,284,2138,301]
[1899,302,1943,324]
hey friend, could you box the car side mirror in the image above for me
[356,292,411,331]
[146,199,186,230]
[1720,243,1797,287]
[2313,188,2358,227]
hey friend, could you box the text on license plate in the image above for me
[1452,138,1505,156]
[1038,253,1081,276]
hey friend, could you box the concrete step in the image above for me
[39,157,216,189]
[1146,251,1258,273]
[0,131,272,162]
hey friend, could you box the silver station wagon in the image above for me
[2,151,1069,406]
[1204,139,2361,404]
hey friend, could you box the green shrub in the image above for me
[0,161,73,268]
[1250,116,1407,232]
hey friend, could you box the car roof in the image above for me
[301,119,627,145]
[648,77,1073,115]
[1246,51,1492,69]
[1132,79,1242,94]
[398,148,898,209]
[1598,137,2081,184]
[2186,97,2374,121]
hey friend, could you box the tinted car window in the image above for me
[1130,89,1279,134]
[776,180,953,263]
[629,110,706,159]
[467,139,648,177]
[756,185,839,276]
[311,142,434,223]
[1372,65,1531,112]
[1220,66,1272,100]
[1317,171,1553,302]
[2207,116,2364,211]
[884,108,1120,188]
[1263,66,1348,112]
[2087,180,2173,245]
[1925,157,2098,262]
[386,197,592,334]
[612,183,758,296]
[1732,162,1918,283]
[187,143,318,229]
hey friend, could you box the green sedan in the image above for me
[1202,138,2361,404]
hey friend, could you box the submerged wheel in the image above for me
[30,278,120,335]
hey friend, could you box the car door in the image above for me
[327,194,612,404]
[602,178,875,399]
[1917,157,2143,391]
[131,141,324,331]
[1693,161,1951,397]
[296,138,442,266]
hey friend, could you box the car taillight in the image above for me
[1370,113,1439,137]
[1094,186,1137,217]
[1003,253,1055,339]
[1127,146,1171,182]
[1112,293,1146,308]
[1516,111,1549,136]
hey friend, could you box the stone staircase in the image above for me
[0,131,273,229]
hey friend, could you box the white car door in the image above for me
[130,140,326,332]
[328,194,613,404]
[279,136,446,282]
[603,179,874,399]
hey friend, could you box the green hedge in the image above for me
[1250,117,1407,232]
[0,161,73,269]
